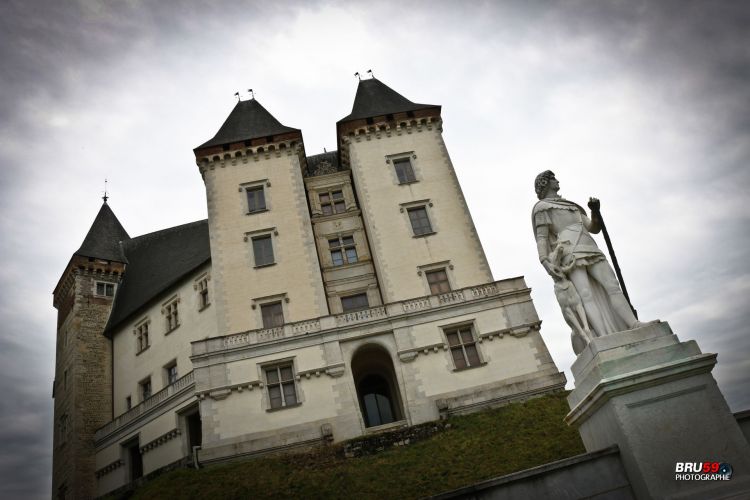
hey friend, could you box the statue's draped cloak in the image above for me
[533,198,629,336]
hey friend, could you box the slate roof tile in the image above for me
[75,203,130,263]
[339,78,437,123]
[195,98,298,151]
[105,219,210,335]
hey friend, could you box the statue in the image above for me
[532,170,640,353]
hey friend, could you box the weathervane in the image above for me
[234,91,240,102]
[248,88,255,99]
[354,72,360,81]
[367,69,374,78]
[102,179,109,203]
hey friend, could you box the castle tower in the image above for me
[52,201,128,499]
[336,78,493,303]
[194,99,328,335]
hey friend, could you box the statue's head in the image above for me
[534,170,556,200]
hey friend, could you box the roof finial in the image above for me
[102,178,109,204]
[234,91,240,102]
[367,69,374,78]
[248,88,255,99]
[354,72,360,81]
[324,147,327,153]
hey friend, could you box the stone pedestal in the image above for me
[566,321,750,499]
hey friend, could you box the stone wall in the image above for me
[432,446,634,500]
[53,260,119,499]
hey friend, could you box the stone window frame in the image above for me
[328,234,358,267]
[258,357,303,412]
[162,295,180,334]
[400,199,436,238]
[94,280,116,297]
[244,227,278,268]
[439,321,486,372]
[340,291,370,313]
[239,179,271,215]
[318,188,347,216]
[134,317,150,355]
[139,376,152,402]
[418,261,455,295]
[386,151,419,185]
[252,293,289,329]
[164,359,178,386]
[194,272,211,311]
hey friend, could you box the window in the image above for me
[341,293,369,313]
[165,361,178,385]
[252,235,274,267]
[95,281,115,297]
[320,190,346,215]
[125,396,132,410]
[408,207,433,236]
[165,299,179,332]
[140,378,152,401]
[329,236,357,266]
[426,269,451,294]
[197,276,210,309]
[265,364,298,409]
[393,158,416,184]
[246,186,266,213]
[136,322,149,353]
[446,326,481,370]
[261,302,284,328]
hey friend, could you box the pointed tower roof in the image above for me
[339,78,438,123]
[195,98,299,151]
[74,202,130,263]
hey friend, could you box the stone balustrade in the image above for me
[94,371,194,443]
[205,277,527,355]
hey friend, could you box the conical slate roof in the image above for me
[75,202,130,263]
[339,78,438,123]
[195,98,298,150]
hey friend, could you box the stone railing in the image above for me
[335,306,387,326]
[95,371,195,443]
[201,278,527,356]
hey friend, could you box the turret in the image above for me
[194,98,328,334]
[51,200,128,499]
[336,77,493,303]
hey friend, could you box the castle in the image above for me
[51,77,566,498]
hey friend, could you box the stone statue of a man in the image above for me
[532,170,640,352]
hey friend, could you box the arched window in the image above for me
[351,344,405,428]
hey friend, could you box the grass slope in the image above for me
[127,393,584,499]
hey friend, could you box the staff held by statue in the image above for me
[586,197,637,319]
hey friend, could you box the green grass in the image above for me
[127,392,584,499]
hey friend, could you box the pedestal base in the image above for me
[566,321,750,499]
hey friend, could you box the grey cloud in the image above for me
[0,1,748,498]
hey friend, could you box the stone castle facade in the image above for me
[51,78,566,498]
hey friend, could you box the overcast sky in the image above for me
[1,1,748,498]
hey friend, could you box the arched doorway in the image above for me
[351,344,404,427]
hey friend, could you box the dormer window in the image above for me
[135,319,150,354]
[164,298,180,333]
